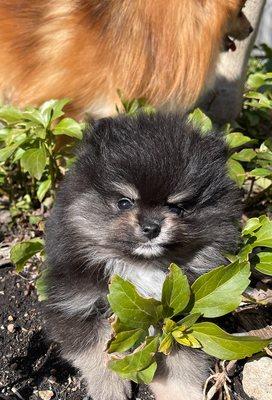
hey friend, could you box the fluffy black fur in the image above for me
[44,113,241,400]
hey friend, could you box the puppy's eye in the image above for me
[117,197,134,210]
[167,203,185,216]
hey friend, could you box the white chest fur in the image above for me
[104,258,167,300]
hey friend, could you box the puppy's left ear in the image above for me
[81,117,112,146]
[206,129,230,158]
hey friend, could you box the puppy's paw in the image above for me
[87,379,132,400]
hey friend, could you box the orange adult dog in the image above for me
[0,0,252,119]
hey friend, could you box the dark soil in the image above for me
[0,262,154,400]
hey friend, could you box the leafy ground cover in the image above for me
[0,45,272,399]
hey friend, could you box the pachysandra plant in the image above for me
[106,263,271,384]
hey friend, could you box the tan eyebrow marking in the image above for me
[112,182,139,200]
[167,191,193,203]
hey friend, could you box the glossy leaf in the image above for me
[108,328,147,354]
[53,118,83,139]
[37,178,52,202]
[20,146,47,180]
[108,275,162,329]
[225,132,253,148]
[0,106,24,123]
[253,218,272,247]
[108,336,159,384]
[192,322,270,360]
[176,313,202,329]
[250,168,272,178]
[254,251,272,276]
[161,263,190,317]
[227,159,245,188]
[190,261,250,317]
[10,238,44,272]
[242,218,262,236]
[188,108,212,134]
[0,140,25,162]
[231,148,256,162]
[158,333,173,355]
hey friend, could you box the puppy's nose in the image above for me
[249,26,253,34]
[142,221,161,240]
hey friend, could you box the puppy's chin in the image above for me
[132,243,165,259]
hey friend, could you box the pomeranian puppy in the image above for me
[0,1,252,118]
[44,113,241,400]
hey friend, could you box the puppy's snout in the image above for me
[141,221,161,240]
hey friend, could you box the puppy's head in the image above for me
[56,114,240,267]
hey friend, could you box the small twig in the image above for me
[245,177,255,201]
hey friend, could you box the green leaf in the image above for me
[247,73,267,89]
[237,244,253,262]
[37,178,52,202]
[53,118,83,139]
[39,98,70,126]
[10,238,44,272]
[192,322,270,360]
[242,218,262,236]
[188,108,212,134]
[158,333,173,355]
[35,127,47,139]
[245,91,272,108]
[172,331,201,348]
[162,318,177,333]
[0,106,24,123]
[108,328,147,353]
[255,177,272,190]
[0,140,25,162]
[257,151,272,162]
[254,251,272,276]
[13,147,25,162]
[36,268,49,301]
[108,336,159,384]
[225,132,253,149]
[108,275,162,329]
[231,149,256,162]
[190,261,250,317]
[253,218,272,247]
[20,146,47,180]
[249,168,272,178]
[161,263,190,317]
[227,159,245,188]
[127,362,157,384]
[176,313,202,329]
[22,108,47,127]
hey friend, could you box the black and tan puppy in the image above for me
[44,114,241,400]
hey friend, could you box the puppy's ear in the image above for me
[82,117,112,147]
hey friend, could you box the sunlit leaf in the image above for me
[190,261,250,317]
[53,117,83,139]
[161,263,190,317]
[192,322,270,360]
[254,251,272,276]
[227,159,245,188]
[108,275,162,329]
[20,145,47,180]
[10,238,44,272]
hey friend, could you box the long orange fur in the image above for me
[0,0,248,118]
